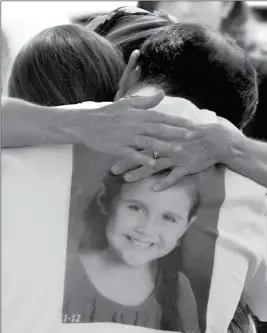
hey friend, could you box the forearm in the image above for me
[1,97,78,147]
[222,128,267,188]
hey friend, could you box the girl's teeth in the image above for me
[129,237,152,248]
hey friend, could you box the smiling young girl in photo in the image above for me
[62,171,200,331]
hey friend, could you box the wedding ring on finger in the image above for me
[152,151,160,159]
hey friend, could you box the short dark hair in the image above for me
[138,23,258,131]
[8,24,125,106]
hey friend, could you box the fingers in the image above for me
[120,50,140,87]
[118,50,140,98]
[157,113,195,130]
[117,147,156,166]
[123,158,172,182]
[130,135,180,154]
[111,158,140,175]
[123,90,165,110]
[123,113,195,140]
[113,90,121,102]
[134,111,196,134]
[152,167,188,191]
[143,123,194,140]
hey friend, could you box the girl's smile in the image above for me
[125,235,155,249]
[105,175,197,267]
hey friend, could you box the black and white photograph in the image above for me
[2,2,267,333]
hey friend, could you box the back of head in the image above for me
[8,24,125,106]
[87,6,170,62]
[138,23,258,131]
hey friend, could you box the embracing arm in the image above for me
[223,129,267,188]
[2,94,196,166]
[1,97,78,147]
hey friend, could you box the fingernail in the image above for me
[133,50,140,57]
[111,166,119,174]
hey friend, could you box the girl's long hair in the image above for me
[8,24,125,106]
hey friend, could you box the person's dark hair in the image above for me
[80,173,125,250]
[8,24,125,106]
[87,6,170,62]
[137,22,258,132]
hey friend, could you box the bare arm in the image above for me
[224,129,267,188]
[3,94,203,167]
[1,97,77,147]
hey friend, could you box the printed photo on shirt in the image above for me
[61,145,200,332]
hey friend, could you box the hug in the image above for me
[2,5,267,333]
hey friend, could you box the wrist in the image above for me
[207,122,233,165]
[214,117,246,165]
[218,124,249,171]
[50,106,83,145]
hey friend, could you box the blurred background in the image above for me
[2,1,267,56]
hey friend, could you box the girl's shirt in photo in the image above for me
[62,254,161,328]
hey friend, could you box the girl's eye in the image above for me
[163,214,176,223]
[128,204,142,212]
